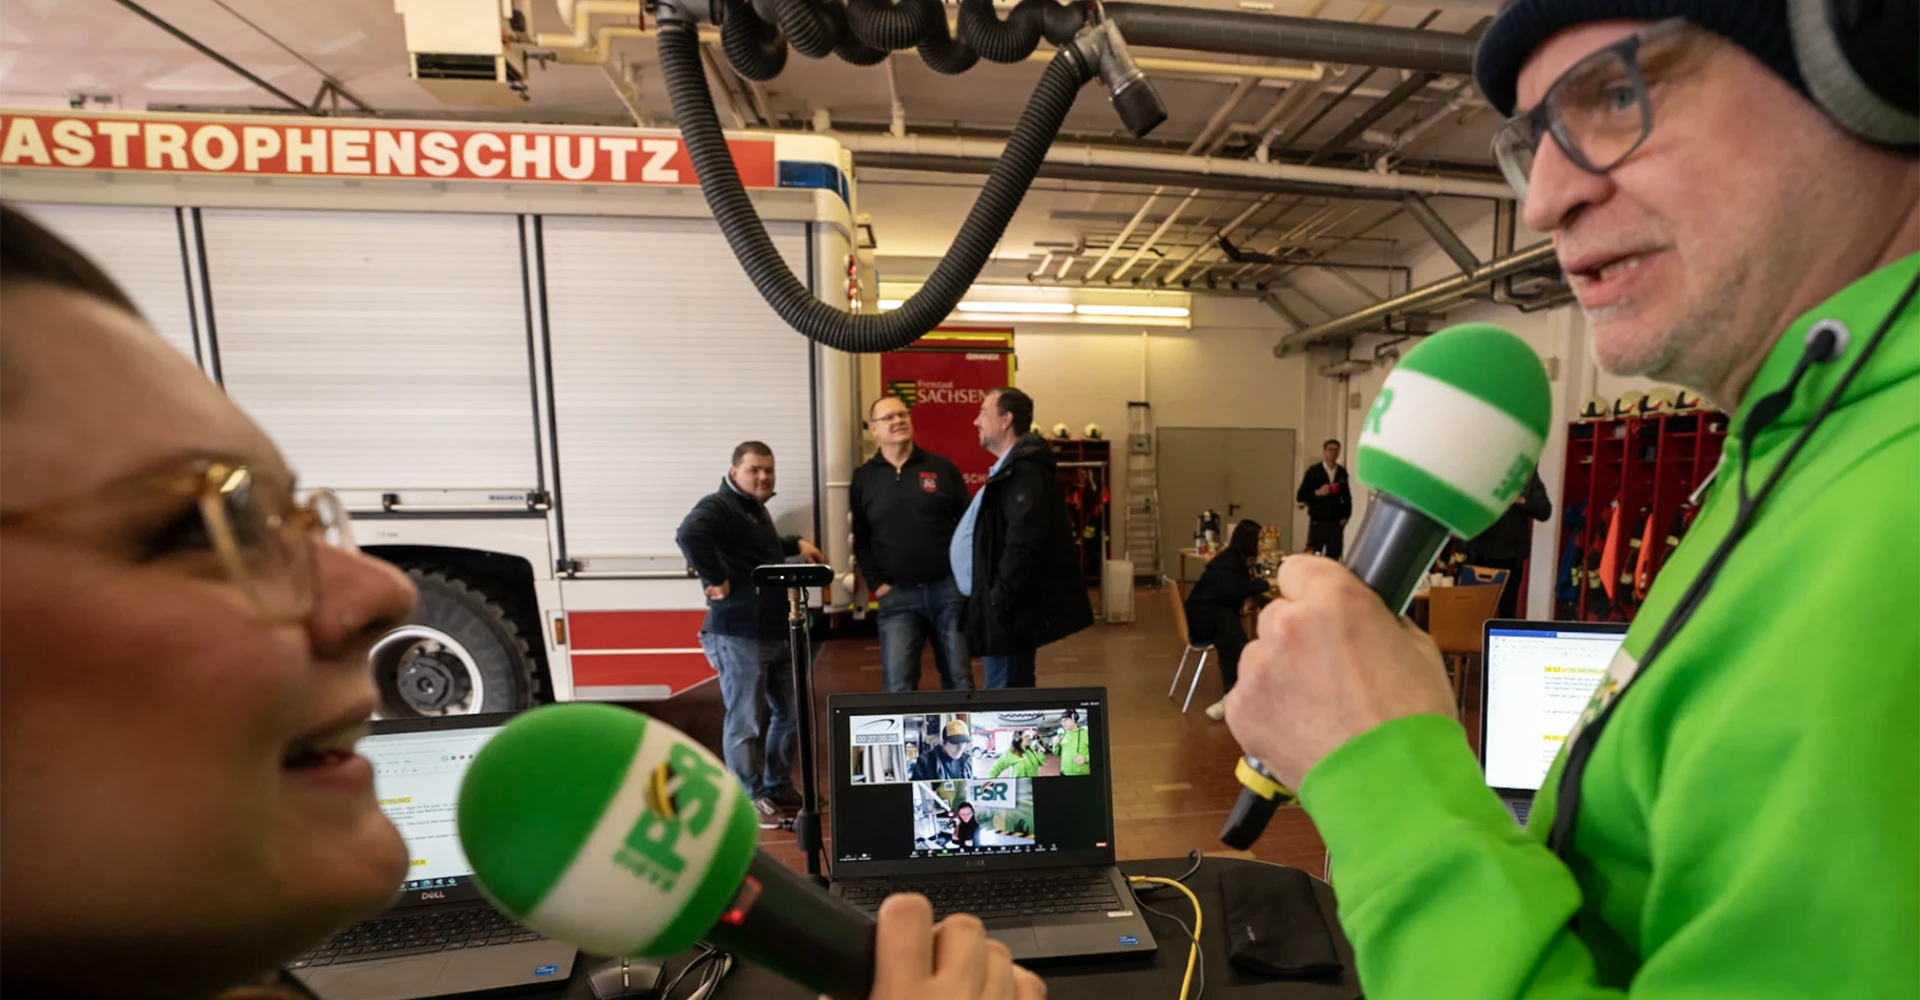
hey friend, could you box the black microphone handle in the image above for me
[702,849,877,1000]
[1218,492,1453,850]
[1343,491,1456,616]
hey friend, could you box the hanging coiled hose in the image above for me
[915,0,980,75]
[958,0,1041,61]
[845,0,936,51]
[720,0,789,81]
[732,0,1086,78]
[826,1,891,65]
[769,0,839,58]
[657,18,1095,353]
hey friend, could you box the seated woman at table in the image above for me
[1185,519,1273,722]
[0,205,1041,1000]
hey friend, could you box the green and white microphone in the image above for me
[458,703,877,999]
[1219,323,1551,849]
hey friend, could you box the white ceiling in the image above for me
[0,0,1529,324]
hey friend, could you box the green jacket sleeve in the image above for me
[1300,647,1919,1000]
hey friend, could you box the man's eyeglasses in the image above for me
[870,411,912,426]
[0,455,354,622]
[1492,18,1692,203]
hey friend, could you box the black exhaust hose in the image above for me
[915,0,979,75]
[846,0,935,51]
[720,0,789,81]
[958,0,1043,63]
[1040,0,1086,44]
[657,20,1093,353]
[771,0,838,58]
[827,0,890,65]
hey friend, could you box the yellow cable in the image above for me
[1129,876,1202,1000]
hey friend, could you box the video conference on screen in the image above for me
[910,778,1035,856]
[847,709,1096,785]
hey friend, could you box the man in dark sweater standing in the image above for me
[852,395,974,692]
[953,387,1094,688]
[676,441,827,827]
[1464,470,1551,619]
[1296,438,1353,559]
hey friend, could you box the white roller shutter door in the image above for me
[541,216,813,567]
[199,209,539,497]
[18,203,200,364]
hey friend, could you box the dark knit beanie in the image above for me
[1473,0,1809,116]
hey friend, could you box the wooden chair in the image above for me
[1426,583,1505,712]
[1163,576,1215,713]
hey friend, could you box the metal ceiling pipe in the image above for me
[1401,193,1480,272]
[1272,241,1560,353]
[836,134,1517,199]
[1161,194,1272,283]
[1103,3,1476,75]
[1084,190,1162,281]
[1112,188,1198,280]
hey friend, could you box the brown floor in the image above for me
[637,582,1416,879]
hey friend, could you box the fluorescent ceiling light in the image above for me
[1074,304,1192,318]
[878,299,903,311]
[957,301,1076,315]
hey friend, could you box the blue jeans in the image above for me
[698,631,797,799]
[877,579,974,692]
[983,650,1037,689]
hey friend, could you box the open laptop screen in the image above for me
[356,714,514,907]
[1481,622,1627,794]
[829,688,1113,880]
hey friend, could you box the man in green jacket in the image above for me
[1225,4,1918,999]
[1055,709,1091,776]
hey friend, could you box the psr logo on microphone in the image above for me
[613,743,724,893]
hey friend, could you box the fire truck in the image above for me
[2,107,869,716]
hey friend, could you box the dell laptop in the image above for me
[1478,620,1630,826]
[827,687,1157,963]
[293,713,576,1000]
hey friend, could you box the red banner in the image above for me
[0,111,777,187]
[880,330,1015,495]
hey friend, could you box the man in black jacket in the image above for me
[951,387,1094,688]
[1463,470,1552,619]
[1296,438,1353,559]
[676,441,826,826]
[851,395,974,692]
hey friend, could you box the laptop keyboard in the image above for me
[841,872,1123,921]
[1512,798,1533,825]
[290,906,543,968]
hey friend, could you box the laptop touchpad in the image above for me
[987,926,1039,961]
[306,955,449,1000]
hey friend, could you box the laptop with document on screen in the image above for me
[291,713,576,1000]
[1478,620,1629,826]
[827,687,1157,964]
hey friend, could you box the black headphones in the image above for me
[1789,0,1919,147]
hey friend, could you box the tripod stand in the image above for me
[751,562,834,888]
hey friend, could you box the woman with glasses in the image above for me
[0,205,1042,1000]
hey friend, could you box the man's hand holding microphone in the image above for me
[1217,323,1552,845]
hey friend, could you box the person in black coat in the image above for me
[1185,518,1272,721]
[1296,438,1353,559]
[952,387,1095,689]
[1463,470,1552,619]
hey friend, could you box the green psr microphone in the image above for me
[458,704,877,999]
[1220,323,1551,849]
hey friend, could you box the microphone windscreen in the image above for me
[458,704,760,958]
[1356,322,1552,539]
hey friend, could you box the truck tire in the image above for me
[370,568,538,717]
